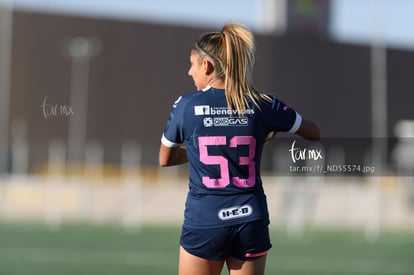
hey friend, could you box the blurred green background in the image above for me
[1,223,413,275]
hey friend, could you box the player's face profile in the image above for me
[188,51,207,90]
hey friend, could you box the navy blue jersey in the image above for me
[161,87,302,228]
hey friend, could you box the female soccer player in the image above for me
[159,22,320,275]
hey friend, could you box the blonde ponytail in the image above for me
[194,22,270,115]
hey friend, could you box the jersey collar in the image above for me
[201,86,211,92]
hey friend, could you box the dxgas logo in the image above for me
[203,117,248,127]
[214,117,248,127]
[218,205,253,221]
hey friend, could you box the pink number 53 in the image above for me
[198,136,256,188]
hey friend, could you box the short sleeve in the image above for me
[263,96,302,133]
[161,96,186,148]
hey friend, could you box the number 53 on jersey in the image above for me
[198,136,256,189]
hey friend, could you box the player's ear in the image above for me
[203,59,215,75]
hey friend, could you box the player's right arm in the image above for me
[159,143,188,167]
[159,94,191,167]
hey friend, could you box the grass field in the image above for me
[0,222,413,275]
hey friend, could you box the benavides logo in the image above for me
[194,105,254,116]
[194,105,210,115]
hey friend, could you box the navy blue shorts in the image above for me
[180,219,272,261]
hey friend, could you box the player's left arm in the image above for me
[159,143,188,167]
[296,118,321,141]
